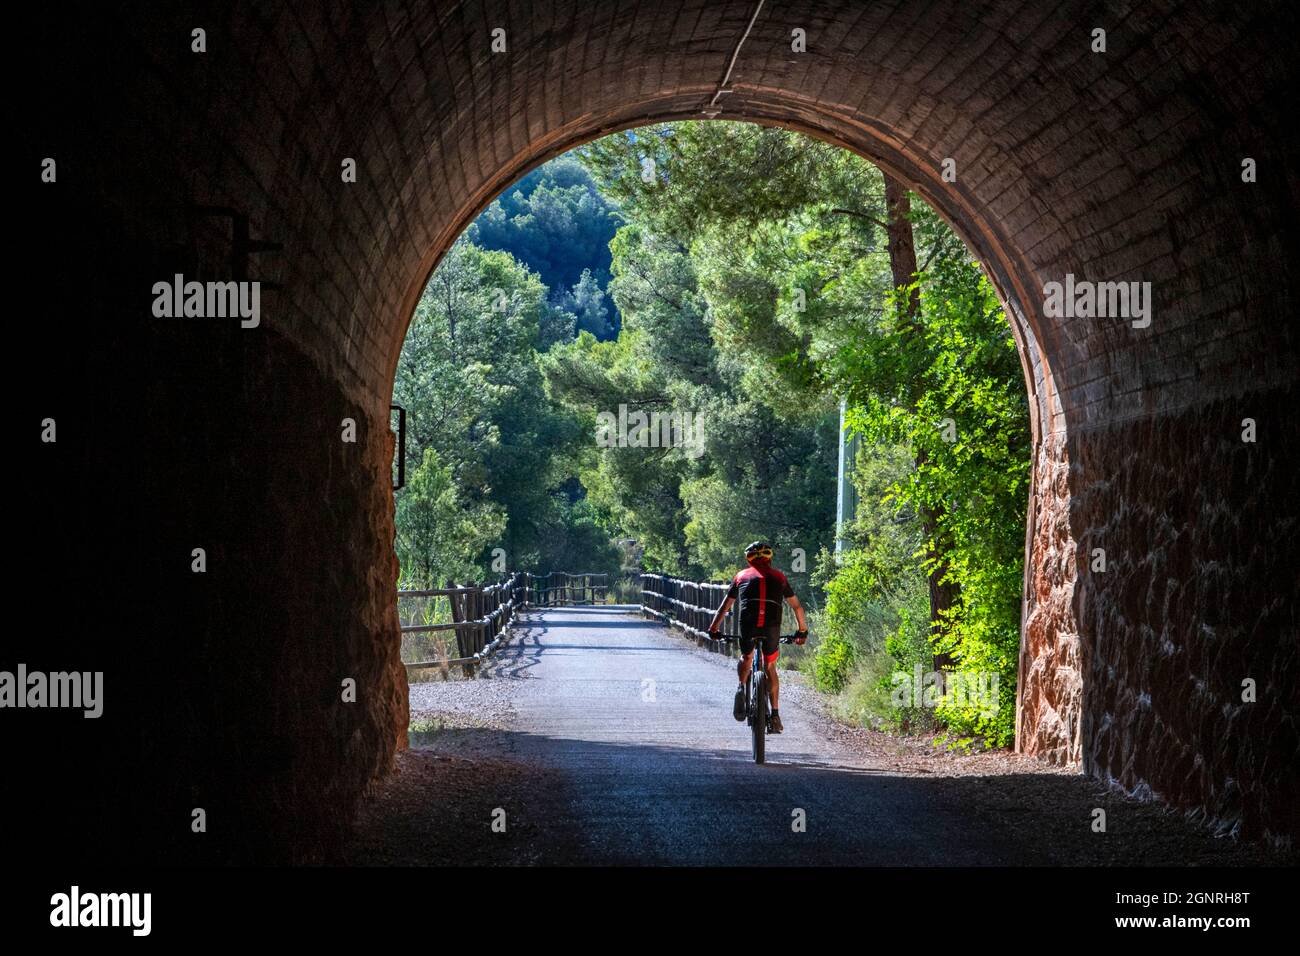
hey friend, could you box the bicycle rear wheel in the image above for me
[751,671,767,763]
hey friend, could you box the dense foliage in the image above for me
[393,122,1030,746]
[469,156,622,338]
[392,240,620,589]
[569,123,1029,743]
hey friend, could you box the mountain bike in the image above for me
[719,633,797,764]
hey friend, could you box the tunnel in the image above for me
[14,0,1298,863]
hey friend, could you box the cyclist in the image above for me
[707,541,808,733]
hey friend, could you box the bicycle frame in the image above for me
[723,633,796,764]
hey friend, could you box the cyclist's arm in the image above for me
[708,596,735,634]
[786,594,808,633]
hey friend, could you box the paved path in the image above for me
[438,605,1049,864]
[363,606,1281,867]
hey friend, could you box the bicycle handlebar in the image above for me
[714,633,803,643]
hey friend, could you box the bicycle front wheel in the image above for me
[751,671,767,764]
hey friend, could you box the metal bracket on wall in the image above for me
[391,404,406,490]
[186,204,284,290]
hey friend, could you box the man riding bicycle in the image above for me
[707,542,808,734]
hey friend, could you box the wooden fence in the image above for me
[639,572,739,656]
[527,571,609,607]
[399,571,609,675]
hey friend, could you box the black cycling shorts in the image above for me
[739,624,781,663]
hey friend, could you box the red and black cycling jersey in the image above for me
[726,564,795,634]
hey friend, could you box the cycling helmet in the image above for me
[744,541,774,563]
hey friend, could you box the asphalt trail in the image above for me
[356,606,1285,866]
[449,605,1053,865]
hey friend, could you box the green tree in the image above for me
[834,257,1029,743]
[556,268,613,338]
[396,237,619,582]
[469,155,623,336]
[579,122,1029,744]
[395,448,506,588]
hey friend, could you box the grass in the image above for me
[811,642,944,737]
[407,716,448,747]
[610,577,643,604]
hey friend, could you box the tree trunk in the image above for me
[884,176,921,322]
[883,174,958,669]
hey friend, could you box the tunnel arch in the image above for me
[387,103,1059,444]
[23,1,1298,861]
[385,101,1073,751]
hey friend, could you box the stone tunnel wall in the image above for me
[12,0,1298,861]
[1019,431,1084,768]
[1072,387,1299,845]
[1020,391,1300,846]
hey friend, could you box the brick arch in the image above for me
[20,1,1297,862]
[383,102,1081,764]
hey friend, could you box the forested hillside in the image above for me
[468,155,622,338]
